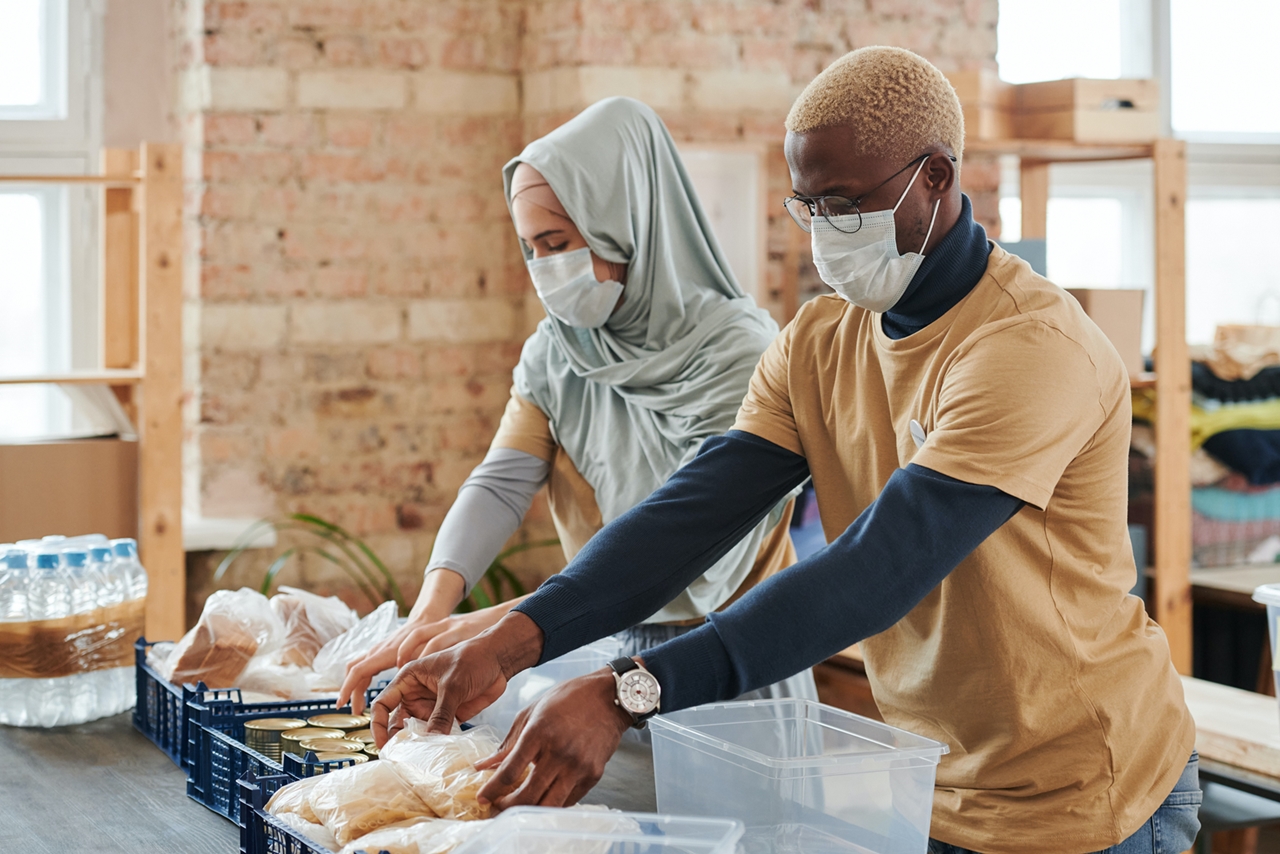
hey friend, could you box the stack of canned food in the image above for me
[243,713,377,767]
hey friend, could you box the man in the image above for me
[373,47,1198,854]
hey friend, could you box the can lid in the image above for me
[281,728,345,741]
[346,728,375,743]
[363,745,380,757]
[298,738,364,752]
[1254,584,1280,606]
[243,718,309,731]
[307,714,369,730]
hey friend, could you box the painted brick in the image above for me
[203,67,289,111]
[297,70,409,110]
[290,301,403,344]
[412,70,519,114]
[408,299,518,343]
[688,69,797,112]
[522,66,684,113]
[202,303,288,349]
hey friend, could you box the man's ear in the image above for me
[925,152,957,196]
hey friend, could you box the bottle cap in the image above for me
[89,546,113,562]
[3,550,29,569]
[110,538,138,559]
[62,549,88,568]
[35,551,61,570]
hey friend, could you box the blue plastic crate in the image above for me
[187,686,385,822]
[133,637,241,767]
[239,771,335,854]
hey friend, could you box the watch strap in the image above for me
[608,656,639,677]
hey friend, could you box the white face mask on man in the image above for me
[526,247,624,329]
[810,156,940,313]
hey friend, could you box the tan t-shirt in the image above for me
[492,392,796,624]
[733,244,1194,854]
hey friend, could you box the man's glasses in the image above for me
[783,152,955,234]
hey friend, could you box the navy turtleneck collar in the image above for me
[881,194,991,340]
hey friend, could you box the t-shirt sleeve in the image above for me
[490,388,556,462]
[911,320,1106,510]
[731,322,802,456]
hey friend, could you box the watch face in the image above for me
[617,669,661,716]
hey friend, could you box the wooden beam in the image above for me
[1019,160,1049,240]
[967,139,1154,162]
[0,175,140,185]
[0,370,143,386]
[1152,138,1192,673]
[137,143,185,642]
[102,149,141,429]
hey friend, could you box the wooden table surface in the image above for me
[1190,565,1280,609]
[0,711,657,852]
[1184,676,1280,780]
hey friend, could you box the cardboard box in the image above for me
[1067,288,1146,376]
[1014,78,1159,142]
[0,438,138,542]
[945,69,1016,141]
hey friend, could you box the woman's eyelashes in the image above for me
[544,240,570,252]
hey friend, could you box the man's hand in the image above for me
[474,668,632,810]
[371,611,545,746]
[395,601,522,666]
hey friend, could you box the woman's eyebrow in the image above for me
[532,228,565,241]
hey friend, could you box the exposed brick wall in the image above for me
[180,0,999,615]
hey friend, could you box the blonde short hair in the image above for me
[786,47,965,162]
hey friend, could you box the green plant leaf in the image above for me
[289,514,408,614]
[259,548,298,596]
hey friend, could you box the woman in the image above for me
[340,97,814,713]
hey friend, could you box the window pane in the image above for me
[1171,0,1280,136]
[1186,198,1280,344]
[0,0,45,108]
[1046,197,1124,286]
[998,0,1122,83]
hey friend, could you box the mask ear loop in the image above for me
[890,156,940,256]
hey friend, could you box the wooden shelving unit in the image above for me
[984,137,1191,673]
[0,143,185,642]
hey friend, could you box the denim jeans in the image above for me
[927,752,1203,854]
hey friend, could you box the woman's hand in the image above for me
[337,568,467,715]
[394,598,527,667]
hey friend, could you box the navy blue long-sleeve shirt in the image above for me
[515,195,1019,711]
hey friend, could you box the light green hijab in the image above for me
[503,97,790,622]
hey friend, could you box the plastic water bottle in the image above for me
[24,551,69,725]
[91,544,134,718]
[61,549,101,722]
[89,545,124,607]
[0,548,31,726]
[110,538,148,601]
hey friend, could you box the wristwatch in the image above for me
[608,657,661,728]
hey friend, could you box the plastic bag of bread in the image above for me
[161,588,284,688]
[271,587,358,668]
[270,810,341,852]
[380,722,523,821]
[339,816,488,854]
[265,772,327,824]
[311,600,400,690]
[309,755,437,846]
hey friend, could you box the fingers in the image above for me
[370,679,405,747]
[539,773,579,808]
[454,677,509,724]
[338,645,398,715]
[479,736,541,807]
[565,780,595,807]
[424,684,461,735]
[396,624,443,667]
[423,626,468,656]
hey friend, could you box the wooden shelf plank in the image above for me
[1182,676,1280,779]
[1130,371,1157,389]
[0,370,144,386]
[0,175,141,185]
[967,138,1155,162]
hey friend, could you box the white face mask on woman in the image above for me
[810,156,940,313]
[526,247,624,328]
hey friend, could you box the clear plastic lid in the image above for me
[1253,584,1280,607]
[110,538,138,558]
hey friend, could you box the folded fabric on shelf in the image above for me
[1192,511,1280,567]
[1132,389,1280,449]
[1203,429,1280,486]
[1192,361,1280,404]
[1193,483,1280,522]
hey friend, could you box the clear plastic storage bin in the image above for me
[1254,584,1280,701]
[469,637,622,737]
[649,699,948,854]
[452,806,743,854]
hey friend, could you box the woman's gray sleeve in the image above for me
[426,447,551,594]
